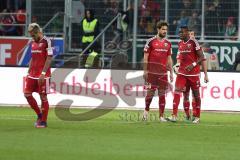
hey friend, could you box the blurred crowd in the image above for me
[0,0,239,40]
[0,0,26,36]
[80,0,239,40]
[139,0,239,40]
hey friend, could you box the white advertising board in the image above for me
[0,67,239,111]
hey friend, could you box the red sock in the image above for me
[192,101,197,117]
[41,100,49,122]
[159,95,165,117]
[173,92,181,116]
[26,96,41,115]
[194,98,201,118]
[145,95,153,111]
[183,101,190,117]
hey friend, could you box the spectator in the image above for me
[80,9,100,67]
[205,2,221,39]
[104,0,119,16]
[233,51,240,71]
[175,10,189,35]
[139,0,160,34]
[0,9,17,36]
[120,2,133,35]
[103,0,120,41]
[139,9,155,34]
[201,43,219,70]
[169,0,195,35]
[16,9,26,36]
[80,9,100,51]
[223,17,237,40]
[188,10,200,36]
[181,0,195,16]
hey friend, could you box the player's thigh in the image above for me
[157,75,168,95]
[188,76,200,97]
[158,75,169,90]
[147,74,159,90]
[187,76,200,91]
[40,93,48,101]
[183,83,191,101]
[175,74,187,91]
[37,78,51,94]
[146,88,155,97]
[23,77,38,93]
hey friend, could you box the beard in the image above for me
[158,33,166,38]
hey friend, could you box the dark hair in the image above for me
[180,25,189,30]
[156,21,168,29]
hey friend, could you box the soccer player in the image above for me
[24,23,53,128]
[142,21,173,122]
[183,31,209,121]
[174,30,209,121]
[168,26,205,124]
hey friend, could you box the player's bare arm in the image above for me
[143,52,149,81]
[185,49,205,72]
[28,59,32,75]
[196,49,205,66]
[201,60,209,83]
[39,55,52,85]
[167,55,173,82]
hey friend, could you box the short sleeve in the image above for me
[46,37,53,56]
[203,51,207,61]
[167,43,172,56]
[176,51,181,59]
[192,39,201,51]
[144,39,152,53]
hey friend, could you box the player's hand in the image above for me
[143,71,148,81]
[204,74,209,83]
[38,74,45,85]
[173,63,180,74]
[185,64,194,72]
[170,73,173,82]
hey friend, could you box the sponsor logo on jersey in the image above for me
[39,43,44,47]
[32,50,42,54]
[179,50,191,54]
[154,48,168,52]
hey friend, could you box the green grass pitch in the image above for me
[0,107,240,160]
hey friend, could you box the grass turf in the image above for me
[0,107,240,160]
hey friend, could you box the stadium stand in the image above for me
[0,0,239,71]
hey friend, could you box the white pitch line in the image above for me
[0,115,239,128]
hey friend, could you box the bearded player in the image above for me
[168,26,205,124]
[142,21,173,122]
[24,23,52,128]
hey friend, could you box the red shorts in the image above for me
[175,74,200,91]
[23,76,50,94]
[147,73,169,90]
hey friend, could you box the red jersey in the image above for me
[144,36,172,75]
[28,36,53,78]
[177,38,201,76]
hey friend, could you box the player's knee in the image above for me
[147,93,154,98]
[24,93,32,98]
[192,90,200,97]
[183,95,189,101]
[192,90,200,101]
[158,90,165,97]
[147,90,155,97]
[191,97,196,102]
[174,87,182,93]
[40,94,48,101]
[183,90,189,97]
